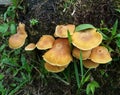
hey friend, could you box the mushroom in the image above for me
[89,46,112,64]
[36,35,55,50]
[25,43,36,51]
[43,38,72,66]
[44,62,67,73]
[8,22,28,49]
[83,59,99,68]
[54,24,75,38]
[72,47,91,60]
[72,28,102,50]
[17,22,28,37]
[9,33,27,49]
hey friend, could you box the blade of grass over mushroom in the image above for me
[75,24,95,32]
[67,30,72,49]
[74,60,80,88]
[79,51,84,77]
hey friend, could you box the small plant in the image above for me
[86,80,100,95]
[29,18,38,26]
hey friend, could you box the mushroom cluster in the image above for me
[71,28,112,68]
[8,23,112,73]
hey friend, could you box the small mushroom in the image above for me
[54,24,75,38]
[89,46,112,64]
[43,38,72,66]
[72,47,91,60]
[8,22,28,49]
[25,43,36,51]
[83,59,99,68]
[17,22,27,37]
[72,28,102,50]
[36,35,55,50]
[44,62,67,73]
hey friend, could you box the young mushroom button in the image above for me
[36,35,55,50]
[25,43,36,51]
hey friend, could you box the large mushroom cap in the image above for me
[83,59,99,68]
[72,47,91,60]
[36,35,55,50]
[9,33,26,49]
[89,46,112,64]
[54,24,75,38]
[43,38,72,66]
[44,62,67,73]
[72,28,102,50]
[25,43,36,51]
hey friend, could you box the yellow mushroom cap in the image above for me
[45,62,67,73]
[25,43,36,51]
[54,24,75,38]
[72,28,102,50]
[83,59,99,68]
[9,33,26,49]
[43,38,72,66]
[89,46,112,64]
[72,47,91,60]
[36,35,55,50]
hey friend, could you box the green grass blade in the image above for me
[52,74,70,85]
[112,19,118,36]
[79,51,84,77]
[74,60,80,88]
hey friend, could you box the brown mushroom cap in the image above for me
[54,24,75,38]
[25,43,36,51]
[72,28,102,50]
[43,38,72,66]
[9,33,26,49]
[36,35,55,50]
[89,46,112,64]
[83,59,99,68]
[72,47,91,60]
[44,62,67,73]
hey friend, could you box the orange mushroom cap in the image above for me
[25,43,36,51]
[83,59,99,68]
[36,35,55,50]
[43,38,72,66]
[72,47,91,60]
[89,46,112,64]
[54,24,75,38]
[9,33,26,49]
[44,62,67,73]
[72,28,102,50]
